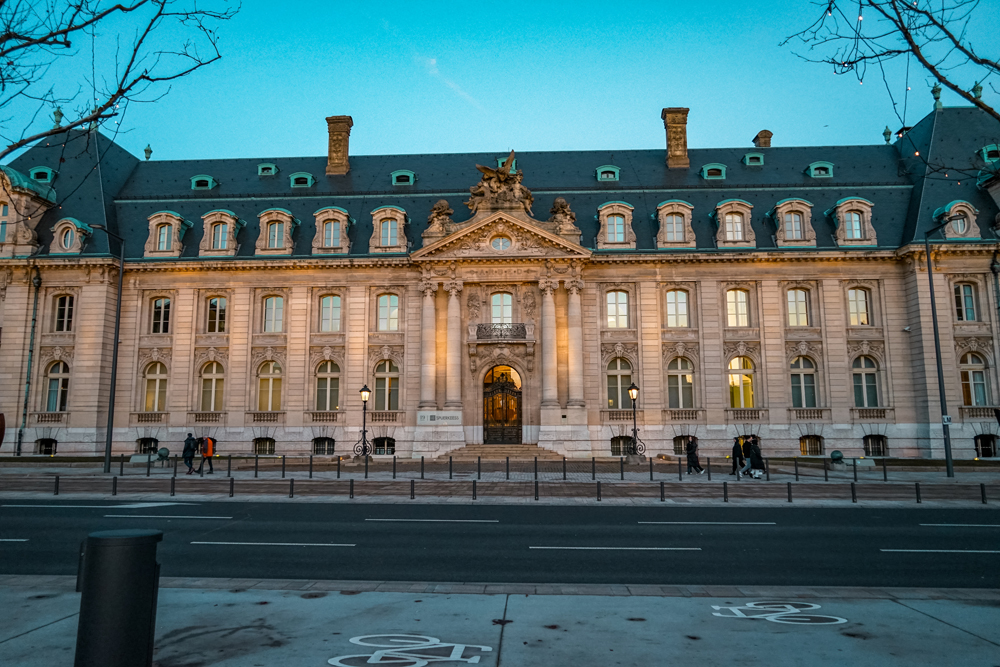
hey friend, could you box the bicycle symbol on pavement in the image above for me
[328,634,493,666]
[712,601,848,625]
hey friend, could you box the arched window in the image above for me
[374,360,399,410]
[847,288,871,326]
[320,295,341,332]
[207,297,227,333]
[728,357,755,408]
[951,215,968,235]
[799,435,823,456]
[845,211,863,239]
[863,434,887,457]
[974,434,996,458]
[726,289,749,328]
[45,361,70,412]
[211,222,228,250]
[491,292,512,324]
[667,357,694,409]
[790,356,817,408]
[852,356,880,407]
[960,353,990,406]
[380,218,398,246]
[606,291,628,328]
[787,289,809,327]
[53,294,74,332]
[144,362,168,412]
[954,283,978,322]
[784,212,803,240]
[374,436,396,455]
[267,221,284,249]
[324,220,341,248]
[316,361,340,411]
[663,214,684,242]
[254,437,275,455]
[257,361,282,411]
[606,358,633,409]
[61,227,75,250]
[665,290,688,328]
[377,294,399,331]
[263,296,283,332]
[156,223,172,251]
[151,298,171,334]
[725,213,743,241]
[607,214,625,243]
[313,437,336,455]
[200,361,225,412]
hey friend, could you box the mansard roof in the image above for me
[7,107,999,260]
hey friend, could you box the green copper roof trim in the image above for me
[60,217,93,234]
[978,144,999,163]
[151,210,193,230]
[656,199,693,209]
[390,170,416,185]
[260,207,293,216]
[598,201,634,210]
[933,200,979,221]
[372,205,407,214]
[0,165,56,202]
[715,198,753,207]
[775,198,814,207]
[314,205,350,215]
[29,166,56,183]
[834,197,874,208]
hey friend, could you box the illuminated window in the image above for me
[667,357,694,409]
[315,361,340,411]
[151,298,171,334]
[320,295,341,332]
[847,288,871,326]
[606,291,629,328]
[606,358,633,409]
[784,212,803,240]
[257,361,282,411]
[725,213,743,241]
[491,293,512,324]
[45,361,70,412]
[665,290,688,328]
[324,221,341,248]
[377,294,399,331]
[207,297,227,333]
[844,211,863,239]
[790,356,816,408]
[607,214,625,243]
[263,296,283,332]
[200,362,225,412]
[728,357,755,408]
[144,362,168,412]
[726,289,749,328]
[374,360,399,410]
[663,214,684,242]
[787,289,809,327]
[267,222,284,249]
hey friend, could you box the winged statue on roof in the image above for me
[466,150,534,216]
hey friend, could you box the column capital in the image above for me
[566,278,585,294]
[444,281,463,297]
[419,280,438,297]
[538,279,558,295]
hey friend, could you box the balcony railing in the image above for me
[788,408,829,421]
[851,407,894,421]
[192,412,222,423]
[132,412,165,424]
[726,408,767,422]
[248,411,284,423]
[34,412,65,424]
[601,409,635,422]
[308,411,341,423]
[370,410,403,423]
[663,409,703,422]
[476,323,527,340]
[960,406,997,420]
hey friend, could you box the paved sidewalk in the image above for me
[2,576,997,666]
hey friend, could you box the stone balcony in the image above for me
[32,412,67,424]
[725,408,768,422]
[787,408,831,422]
[662,409,705,423]
[188,411,225,424]
[247,411,284,424]
[307,410,342,423]
[369,410,404,423]
[960,406,998,421]
[473,323,531,341]
[130,411,165,424]
[850,407,895,422]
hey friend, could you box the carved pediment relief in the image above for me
[411,212,591,262]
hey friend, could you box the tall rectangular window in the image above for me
[954,284,977,321]
[491,293,512,324]
[725,214,743,241]
[212,223,227,250]
[726,289,749,327]
[606,291,629,328]
[847,288,871,326]
[320,295,341,332]
[663,214,683,242]
[607,215,625,243]
[0,203,8,243]
[324,221,341,248]
[665,290,688,328]
[207,297,227,333]
[378,294,399,331]
[263,296,283,332]
[787,289,809,327]
[381,219,397,246]
[151,298,171,334]
[784,212,802,240]
[156,224,172,251]
[845,211,863,239]
[53,295,74,332]
[268,222,284,249]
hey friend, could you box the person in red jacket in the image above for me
[196,436,215,474]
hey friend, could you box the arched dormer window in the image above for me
[978,144,1000,163]
[714,199,755,248]
[199,210,244,257]
[830,198,876,246]
[369,206,407,253]
[595,165,620,182]
[701,163,726,180]
[742,153,764,166]
[390,170,415,186]
[656,200,696,248]
[934,200,981,239]
[313,206,351,254]
[144,211,191,258]
[289,172,315,188]
[190,175,217,190]
[50,218,91,254]
[257,163,277,176]
[772,199,816,247]
[30,166,55,183]
[596,201,636,249]
[255,208,298,256]
[806,161,834,178]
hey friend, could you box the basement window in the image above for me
[595,165,620,182]
[806,161,834,178]
[190,175,217,190]
[258,163,278,176]
[701,163,726,180]
[391,170,415,186]
[290,172,315,188]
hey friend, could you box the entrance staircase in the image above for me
[438,444,564,461]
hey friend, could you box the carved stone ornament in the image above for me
[309,345,345,370]
[957,337,994,361]
[522,288,537,320]
[194,346,229,371]
[470,340,533,374]
[548,197,581,236]
[465,151,534,216]
[663,341,699,365]
[466,289,481,323]
[40,345,74,366]
[847,339,884,362]
[601,342,638,367]
[250,346,286,369]
[426,200,454,234]
[723,341,760,364]
[785,340,823,363]
[138,347,172,371]
[368,344,404,373]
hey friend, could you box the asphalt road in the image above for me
[1,500,998,588]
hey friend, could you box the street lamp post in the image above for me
[924,218,958,478]
[356,385,371,459]
[627,382,640,457]
[90,224,124,474]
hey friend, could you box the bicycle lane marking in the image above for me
[327,634,493,666]
[711,601,848,625]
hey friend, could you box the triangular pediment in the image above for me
[411,211,591,261]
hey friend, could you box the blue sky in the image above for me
[21,0,1000,160]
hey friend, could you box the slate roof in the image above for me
[7,107,999,260]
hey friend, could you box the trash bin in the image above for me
[74,529,163,667]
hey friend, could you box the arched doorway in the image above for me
[484,366,522,444]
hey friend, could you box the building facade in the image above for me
[2,105,1000,459]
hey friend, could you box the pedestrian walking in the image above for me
[182,433,197,474]
[196,436,215,474]
[686,436,704,474]
[739,436,754,478]
[730,437,745,475]
[749,437,765,479]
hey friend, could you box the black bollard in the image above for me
[365,455,369,480]
[112,476,117,496]
[765,458,770,481]
[229,476,234,497]
[421,456,425,479]
[410,479,415,500]
[74,529,163,667]
[120,454,124,476]
[620,457,624,480]
[660,480,664,502]
[473,480,477,500]
[254,454,258,478]
[350,478,354,499]
[506,456,510,480]
[915,481,921,504]
[707,457,712,480]
[449,456,453,480]
[597,480,602,501]
[146,452,151,477]
[723,481,729,502]
[170,477,175,497]
[310,455,314,479]
[882,458,887,482]
[227,454,231,478]
[535,480,539,501]
[282,455,286,479]
[794,458,799,481]
[534,457,538,481]
[392,456,396,479]
[982,483,988,504]
[678,456,682,481]
[787,482,793,503]
[563,457,567,480]
[199,461,204,478]
[337,456,341,479]
[478,456,482,480]
[824,461,828,482]
[592,457,596,480]
[649,458,653,481]
[173,456,178,478]
[853,458,858,482]
[289,478,294,498]
[851,482,857,503]
[54,475,59,496]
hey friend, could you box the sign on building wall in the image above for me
[417,411,462,425]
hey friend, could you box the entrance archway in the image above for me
[483,366,522,444]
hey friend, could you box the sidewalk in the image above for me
[2,575,997,666]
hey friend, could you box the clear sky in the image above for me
[21,0,1000,161]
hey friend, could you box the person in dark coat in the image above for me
[685,436,704,474]
[749,438,765,478]
[730,437,745,475]
[739,437,754,477]
[182,433,197,475]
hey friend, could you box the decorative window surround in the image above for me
[313,206,352,254]
[190,175,217,190]
[369,206,408,253]
[595,165,620,182]
[830,198,877,246]
[934,200,981,239]
[390,170,415,186]
[144,211,192,258]
[701,163,726,180]
[806,161,834,178]
[257,163,278,176]
[255,208,298,256]
[30,166,55,183]
[655,200,696,248]
[199,209,244,257]
[771,198,816,247]
[0,164,56,254]
[743,153,764,166]
[978,144,999,164]
[596,201,636,250]
[50,218,91,254]
[290,172,315,188]
[713,199,755,248]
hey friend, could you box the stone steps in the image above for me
[438,445,565,460]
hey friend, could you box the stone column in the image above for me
[444,281,463,409]
[419,281,437,409]
[540,279,559,407]
[566,279,585,407]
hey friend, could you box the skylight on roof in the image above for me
[191,175,217,190]
[30,166,55,183]
[391,170,415,186]
[701,163,726,180]
[595,165,620,182]
[290,172,315,188]
[743,153,764,166]
[806,161,834,178]
[258,163,278,176]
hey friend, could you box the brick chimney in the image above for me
[661,108,690,169]
[752,130,773,148]
[325,115,353,175]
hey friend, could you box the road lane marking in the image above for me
[365,519,499,523]
[105,515,232,519]
[0,539,28,542]
[919,524,1000,528]
[191,541,355,547]
[880,549,1000,554]
[529,546,700,551]
[638,521,776,525]
[2,503,195,509]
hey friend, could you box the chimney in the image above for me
[661,107,690,169]
[325,115,353,175]
[752,130,773,148]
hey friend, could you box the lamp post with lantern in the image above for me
[627,382,643,461]
[355,385,372,459]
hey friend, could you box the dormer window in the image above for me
[979,144,1000,163]
[806,161,834,178]
[313,206,351,255]
[369,206,407,253]
[290,172,315,188]
[190,175,217,190]
[51,217,90,254]
[656,200,696,248]
[701,164,726,180]
[595,165,620,182]
[830,198,876,246]
[743,153,764,166]
[596,201,636,249]
[255,208,298,256]
[713,199,755,248]
[30,167,55,183]
[935,200,981,239]
[772,198,817,247]
[144,211,191,258]
[390,170,415,186]
[257,163,278,176]
[199,209,244,257]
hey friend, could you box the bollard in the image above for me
[229,476,234,497]
[660,480,664,502]
[310,455,314,479]
[170,477,175,497]
[787,482,793,503]
[723,481,729,503]
[421,456,425,479]
[535,480,539,501]
[173,456,178,477]
[982,483,988,504]
[393,456,396,479]
[200,461,204,478]
[120,454,124,476]
[597,480,602,501]
[678,456,682,481]
[350,478,354,499]
[824,461,828,482]
[74,529,163,667]
[794,458,799,481]
[365,456,369,480]
[564,457,567,480]
[534,457,538,481]
[882,458,887,482]
[473,480,477,500]
[592,457,596,480]
[337,456,341,479]
[227,454,231,478]
[450,456,453,480]
[282,455,286,478]
[54,475,59,496]
[254,454,259,478]
[765,458,770,481]
[410,479,415,500]
[289,478,294,498]
[506,457,510,480]
[478,456,482,480]
[853,458,858,482]
[915,481,922,504]
[112,476,117,496]
[649,458,653,481]
[707,457,712,481]
[146,452,151,477]
[621,457,625,480]
[851,482,857,503]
